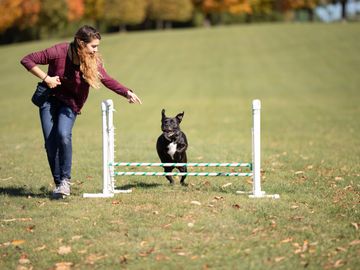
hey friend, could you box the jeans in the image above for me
[39,97,77,185]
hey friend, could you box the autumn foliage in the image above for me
[0,0,352,44]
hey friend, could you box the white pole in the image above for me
[247,99,280,199]
[251,99,263,197]
[83,100,114,197]
[102,101,110,195]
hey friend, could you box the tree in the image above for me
[37,0,68,38]
[84,0,105,28]
[148,0,194,29]
[67,0,85,22]
[0,0,40,33]
[103,0,148,31]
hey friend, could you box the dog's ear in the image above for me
[161,109,166,119]
[176,112,184,123]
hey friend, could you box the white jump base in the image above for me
[83,99,279,199]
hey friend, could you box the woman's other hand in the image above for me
[127,90,142,104]
[44,76,61,88]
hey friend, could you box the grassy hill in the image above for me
[0,23,359,269]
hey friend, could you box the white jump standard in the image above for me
[83,99,279,199]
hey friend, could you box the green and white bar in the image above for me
[112,162,252,168]
[114,172,252,177]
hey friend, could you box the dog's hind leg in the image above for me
[178,166,187,186]
[164,166,175,184]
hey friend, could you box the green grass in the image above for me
[1,23,360,269]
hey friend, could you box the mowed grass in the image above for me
[0,23,359,269]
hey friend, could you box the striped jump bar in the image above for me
[112,162,252,168]
[114,172,253,177]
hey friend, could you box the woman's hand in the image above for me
[126,90,142,104]
[44,76,61,88]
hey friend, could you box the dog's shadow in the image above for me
[116,181,162,190]
[0,186,51,198]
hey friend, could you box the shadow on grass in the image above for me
[116,182,162,190]
[0,186,50,198]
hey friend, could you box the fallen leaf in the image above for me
[349,239,360,246]
[274,256,285,262]
[54,262,73,270]
[351,223,359,230]
[34,245,46,251]
[140,241,148,247]
[221,183,232,188]
[190,201,201,206]
[252,227,263,234]
[336,246,347,252]
[119,255,128,264]
[11,240,25,246]
[3,218,32,222]
[138,248,155,257]
[155,254,169,261]
[71,235,82,241]
[18,254,30,265]
[280,237,293,243]
[58,246,71,255]
[295,171,304,175]
[302,240,309,252]
[26,225,35,233]
[334,259,345,268]
[291,216,304,221]
[86,254,108,264]
[112,200,121,205]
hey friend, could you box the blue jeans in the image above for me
[39,97,77,185]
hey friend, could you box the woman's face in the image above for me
[85,38,100,55]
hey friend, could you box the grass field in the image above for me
[0,23,359,269]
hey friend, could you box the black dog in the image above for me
[156,109,188,185]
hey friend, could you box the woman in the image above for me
[20,25,142,198]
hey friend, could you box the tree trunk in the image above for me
[341,0,347,20]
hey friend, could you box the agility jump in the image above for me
[83,99,279,199]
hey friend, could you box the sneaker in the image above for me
[53,179,71,196]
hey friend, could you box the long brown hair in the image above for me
[74,25,103,89]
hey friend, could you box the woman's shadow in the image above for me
[0,186,51,198]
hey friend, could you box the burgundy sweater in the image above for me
[21,42,130,113]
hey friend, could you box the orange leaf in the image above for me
[11,240,25,246]
[112,200,121,205]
